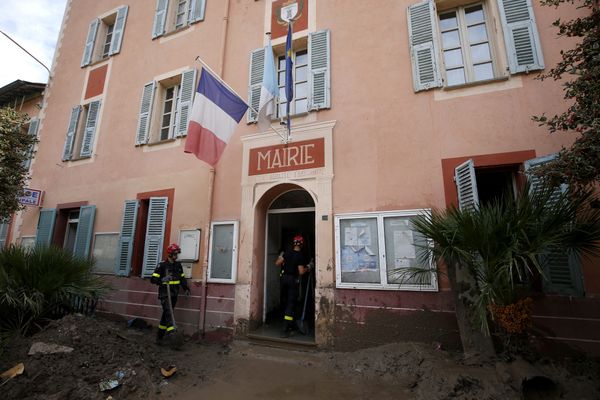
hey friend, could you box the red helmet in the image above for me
[292,235,304,246]
[167,243,181,255]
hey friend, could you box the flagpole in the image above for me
[194,56,288,142]
[285,20,293,143]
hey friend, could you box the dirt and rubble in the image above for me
[1,314,599,399]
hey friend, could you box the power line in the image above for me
[0,29,51,78]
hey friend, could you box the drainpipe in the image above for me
[199,168,215,335]
[218,0,231,76]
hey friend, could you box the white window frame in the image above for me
[437,2,495,86]
[276,49,309,119]
[101,22,115,59]
[207,221,239,284]
[335,209,437,291]
[159,84,180,141]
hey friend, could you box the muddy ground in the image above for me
[0,314,598,399]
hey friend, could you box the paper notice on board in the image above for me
[357,228,372,246]
[395,258,411,268]
[344,227,358,246]
[394,230,416,259]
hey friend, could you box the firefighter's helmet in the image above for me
[167,243,181,255]
[292,235,304,246]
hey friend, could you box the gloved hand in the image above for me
[161,275,171,283]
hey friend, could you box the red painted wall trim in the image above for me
[441,150,536,208]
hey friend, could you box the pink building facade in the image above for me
[12,0,600,353]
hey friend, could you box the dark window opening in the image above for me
[475,165,518,206]
[131,199,149,276]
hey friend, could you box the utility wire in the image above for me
[0,29,51,78]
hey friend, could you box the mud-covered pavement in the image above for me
[1,314,599,399]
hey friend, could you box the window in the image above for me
[152,0,206,39]
[81,6,128,67]
[335,210,437,291]
[34,206,96,258]
[92,233,119,274]
[62,100,102,161]
[247,30,331,122]
[0,221,9,249]
[20,236,35,250]
[135,69,196,146]
[407,0,544,92]
[23,118,39,170]
[439,4,494,86]
[207,221,239,283]
[277,50,309,117]
[63,209,80,254]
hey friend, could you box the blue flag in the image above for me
[285,22,293,119]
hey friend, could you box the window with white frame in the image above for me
[207,221,238,283]
[135,69,196,146]
[247,30,331,122]
[407,0,544,92]
[62,100,102,161]
[81,6,128,67]
[152,0,207,39]
[277,50,309,117]
[335,210,437,291]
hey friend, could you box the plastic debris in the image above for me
[115,371,125,380]
[28,342,74,355]
[1,363,24,380]
[160,366,177,378]
[99,379,121,392]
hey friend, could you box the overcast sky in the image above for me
[0,0,68,87]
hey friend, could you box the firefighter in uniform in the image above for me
[275,235,308,337]
[151,243,190,342]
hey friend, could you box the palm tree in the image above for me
[407,183,600,360]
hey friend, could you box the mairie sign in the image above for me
[249,138,325,176]
[18,188,43,207]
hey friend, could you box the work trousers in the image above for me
[158,295,178,335]
[280,274,299,330]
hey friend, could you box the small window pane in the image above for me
[467,24,488,43]
[278,57,286,69]
[442,30,461,49]
[162,114,171,127]
[279,87,286,101]
[471,43,491,63]
[295,98,308,114]
[474,62,494,81]
[93,233,119,274]
[383,217,430,285]
[296,51,308,66]
[465,5,484,25]
[295,82,308,98]
[278,71,286,85]
[279,103,287,117]
[446,68,466,86]
[443,48,463,68]
[340,218,381,284]
[163,100,173,113]
[296,65,308,82]
[210,224,235,280]
[439,12,458,30]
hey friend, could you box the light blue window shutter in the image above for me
[62,106,81,161]
[524,155,582,296]
[79,100,101,157]
[115,200,139,276]
[0,223,9,249]
[81,19,99,67]
[152,0,169,39]
[136,82,156,145]
[142,197,168,277]
[308,29,331,111]
[247,47,264,123]
[407,0,442,92]
[455,159,479,212]
[175,69,197,137]
[23,118,39,170]
[73,205,96,258]
[109,6,129,56]
[188,0,206,24]
[35,208,57,247]
[497,0,544,73]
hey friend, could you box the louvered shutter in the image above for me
[79,100,101,157]
[109,6,128,55]
[308,29,331,111]
[35,209,57,247]
[497,0,544,73]
[152,0,169,39]
[62,106,81,161]
[0,223,8,249]
[73,205,96,258]
[247,48,265,123]
[23,118,39,170]
[175,69,197,137]
[141,197,168,277]
[455,159,479,211]
[136,82,156,145]
[81,19,99,67]
[407,0,442,92]
[524,155,582,296]
[115,200,139,276]
[189,0,206,24]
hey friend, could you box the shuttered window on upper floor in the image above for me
[152,0,206,39]
[81,6,128,67]
[62,100,102,162]
[407,0,543,92]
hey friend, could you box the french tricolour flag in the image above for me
[184,70,248,166]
